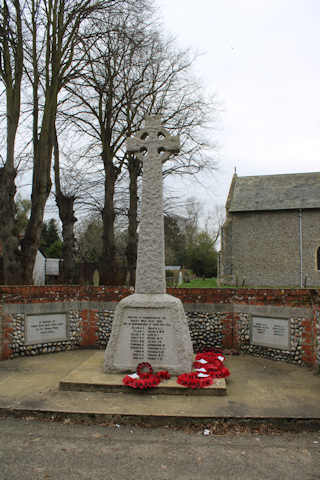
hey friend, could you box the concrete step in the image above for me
[59,352,227,396]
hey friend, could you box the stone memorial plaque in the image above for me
[25,313,67,345]
[113,307,177,367]
[251,316,289,349]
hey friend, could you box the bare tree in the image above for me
[0,0,129,284]
[0,0,24,283]
[203,204,225,247]
[120,40,217,285]
[61,2,154,284]
[62,4,216,285]
[21,0,115,283]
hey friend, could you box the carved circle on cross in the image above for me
[126,116,180,163]
[139,128,171,162]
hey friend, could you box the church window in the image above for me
[317,247,320,271]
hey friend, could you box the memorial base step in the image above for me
[60,352,227,396]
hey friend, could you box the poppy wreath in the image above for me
[194,350,230,378]
[193,359,222,370]
[195,351,225,363]
[177,372,213,389]
[193,360,230,379]
[123,374,161,389]
[136,362,153,376]
[123,362,171,390]
[213,365,230,378]
[156,370,171,380]
[177,350,230,389]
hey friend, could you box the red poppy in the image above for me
[178,350,231,388]
[177,372,213,389]
[156,370,171,380]
[123,363,170,390]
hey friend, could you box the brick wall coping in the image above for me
[0,286,319,308]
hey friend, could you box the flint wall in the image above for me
[0,286,318,369]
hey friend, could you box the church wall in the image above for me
[220,215,233,281]
[299,210,320,287]
[229,210,301,287]
[223,209,320,288]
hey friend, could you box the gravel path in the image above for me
[1,417,320,480]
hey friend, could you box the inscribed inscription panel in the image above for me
[251,316,289,349]
[113,307,177,366]
[25,313,68,345]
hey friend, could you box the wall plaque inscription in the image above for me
[251,316,289,349]
[25,313,67,345]
[114,307,177,366]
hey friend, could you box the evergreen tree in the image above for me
[186,231,217,278]
[40,219,62,258]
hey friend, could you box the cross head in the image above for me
[126,115,180,162]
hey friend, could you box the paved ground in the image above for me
[1,351,320,479]
[0,350,320,424]
[1,417,320,480]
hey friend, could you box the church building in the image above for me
[218,172,320,288]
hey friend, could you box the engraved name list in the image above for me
[116,308,176,365]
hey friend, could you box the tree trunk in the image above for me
[0,96,24,284]
[21,103,56,283]
[58,195,77,283]
[53,128,77,283]
[0,167,23,284]
[101,154,119,285]
[0,0,24,284]
[21,177,51,284]
[126,155,140,286]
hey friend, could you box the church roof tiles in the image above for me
[228,172,320,212]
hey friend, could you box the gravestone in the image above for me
[104,116,193,375]
[92,269,100,287]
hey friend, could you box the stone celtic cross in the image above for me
[127,115,180,294]
[104,115,192,374]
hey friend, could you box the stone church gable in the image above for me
[219,172,320,288]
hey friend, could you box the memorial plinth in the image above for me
[62,352,227,396]
[104,116,193,375]
[104,293,193,374]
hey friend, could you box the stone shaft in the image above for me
[135,152,165,293]
[126,115,180,294]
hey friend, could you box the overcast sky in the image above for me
[157,0,320,214]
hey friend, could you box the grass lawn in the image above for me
[179,277,218,288]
